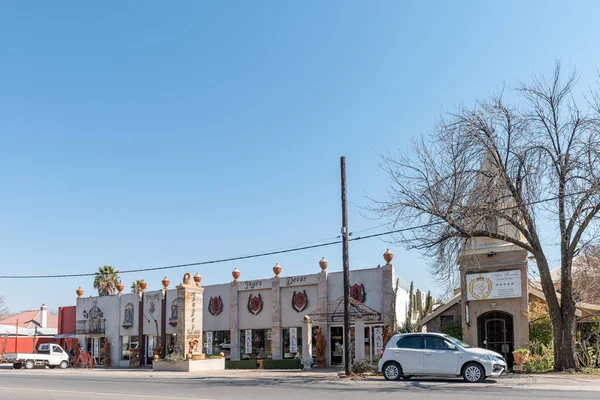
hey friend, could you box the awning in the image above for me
[308,296,383,323]
[55,334,78,339]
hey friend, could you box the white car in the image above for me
[378,333,507,383]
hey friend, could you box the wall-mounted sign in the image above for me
[206,331,213,355]
[292,290,308,313]
[245,330,252,354]
[208,296,223,316]
[350,284,367,303]
[284,275,317,286]
[247,293,263,315]
[239,279,272,291]
[290,328,298,353]
[374,327,384,355]
[466,269,522,301]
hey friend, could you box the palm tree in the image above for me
[93,266,120,296]
[131,279,144,293]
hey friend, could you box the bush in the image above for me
[163,353,186,364]
[206,355,223,359]
[529,303,553,347]
[513,348,529,355]
[524,341,554,372]
[262,359,303,370]
[441,321,463,340]
[352,358,377,375]
[225,360,259,369]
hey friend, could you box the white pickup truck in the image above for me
[5,343,69,369]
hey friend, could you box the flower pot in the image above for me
[512,351,529,366]
[383,249,394,264]
[76,287,84,298]
[232,268,241,281]
[273,263,282,277]
[319,257,328,271]
[161,277,170,289]
[116,282,124,294]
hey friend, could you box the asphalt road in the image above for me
[0,369,599,400]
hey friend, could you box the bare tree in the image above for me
[0,295,9,320]
[572,244,600,304]
[374,63,600,370]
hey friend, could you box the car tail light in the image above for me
[380,347,386,359]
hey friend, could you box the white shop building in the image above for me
[74,249,409,368]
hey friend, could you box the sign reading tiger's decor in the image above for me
[292,290,308,312]
[208,295,223,316]
[350,284,366,303]
[466,270,522,301]
[247,293,263,315]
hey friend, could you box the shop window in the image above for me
[167,334,177,355]
[240,329,272,360]
[203,330,231,357]
[440,315,454,330]
[282,327,303,359]
[121,335,139,361]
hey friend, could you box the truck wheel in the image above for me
[24,360,34,370]
[13,363,22,369]
[59,360,68,369]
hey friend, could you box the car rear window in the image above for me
[396,336,422,349]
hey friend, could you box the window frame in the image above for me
[396,335,423,350]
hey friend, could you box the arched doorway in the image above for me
[477,311,514,368]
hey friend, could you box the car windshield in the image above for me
[443,335,472,348]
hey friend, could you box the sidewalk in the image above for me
[2,363,600,391]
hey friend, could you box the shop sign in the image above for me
[245,330,252,354]
[208,295,223,316]
[466,269,521,301]
[284,275,317,286]
[290,328,298,353]
[247,293,264,315]
[93,338,99,358]
[350,284,366,303]
[292,290,308,313]
[374,327,384,355]
[206,332,213,355]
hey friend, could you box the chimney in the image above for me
[40,304,48,328]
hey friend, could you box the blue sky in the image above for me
[1,1,599,313]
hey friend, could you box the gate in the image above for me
[477,311,514,368]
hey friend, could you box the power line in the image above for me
[0,190,591,280]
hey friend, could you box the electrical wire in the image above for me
[0,190,592,279]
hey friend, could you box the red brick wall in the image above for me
[58,306,76,334]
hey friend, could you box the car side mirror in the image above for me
[447,344,457,351]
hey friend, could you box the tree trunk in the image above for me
[553,308,578,370]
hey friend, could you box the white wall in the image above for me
[165,289,177,335]
[119,293,139,336]
[238,288,272,330]
[203,283,230,332]
[142,290,162,336]
[280,285,318,328]
[327,268,384,314]
[76,294,121,367]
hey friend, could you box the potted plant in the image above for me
[512,348,530,365]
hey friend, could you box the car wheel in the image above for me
[383,362,402,381]
[13,363,22,369]
[59,361,68,369]
[24,360,34,370]
[401,375,413,380]
[462,363,485,383]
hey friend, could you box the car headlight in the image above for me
[484,354,502,362]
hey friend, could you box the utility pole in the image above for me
[340,156,351,376]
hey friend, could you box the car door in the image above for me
[422,336,460,375]
[51,345,65,365]
[392,335,424,374]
